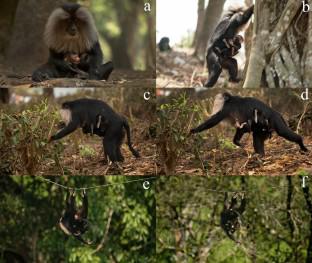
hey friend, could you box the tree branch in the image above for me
[92,208,114,254]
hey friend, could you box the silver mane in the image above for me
[44,6,98,54]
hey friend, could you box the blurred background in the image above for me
[156,0,251,88]
[156,176,312,263]
[0,0,156,75]
[157,0,245,47]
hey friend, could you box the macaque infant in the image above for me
[65,53,81,65]
[214,35,244,58]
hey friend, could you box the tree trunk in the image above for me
[145,0,156,71]
[192,0,205,48]
[5,0,64,75]
[193,0,226,60]
[243,1,268,88]
[0,88,10,103]
[244,0,305,88]
[0,0,19,65]
[104,0,143,69]
[106,37,133,69]
[302,186,312,263]
[0,0,18,101]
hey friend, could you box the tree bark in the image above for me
[5,0,64,74]
[0,88,10,103]
[192,0,205,48]
[101,0,143,69]
[193,0,226,60]
[145,0,156,71]
[0,0,19,65]
[243,1,269,88]
[302,185,312,263]
[244,0,305,88]
[0,0,18,101]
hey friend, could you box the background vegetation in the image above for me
[0,176,155,263]
[157,88,312,175]
[0,88,156,176]
[156,176,312,263]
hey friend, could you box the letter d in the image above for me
[301,88,309,101]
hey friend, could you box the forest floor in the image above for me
[40,123,156,176]
[156,47,244,88]
[159,135,312,176]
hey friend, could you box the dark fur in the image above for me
[190,92,308,156]
[32,3,113,82]
[50,98,140,163]
[59,191,90,245]
[233,108,272,147]
[214,35,243,58]
[220,193,246,241]
[158,37,171,52]
[205,5,254,87]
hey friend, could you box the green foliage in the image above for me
[218,138,236,151]
[157,94,204,174]
[69,247,101,263]
[0,176,155,262]
[89,0,152,70]
[79,145,97,158]
[156,176,310,263]
[0,101,64,175]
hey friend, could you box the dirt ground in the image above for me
[40,124,156,176]
[156,48,245,88]
[160,135,312,176]
[0,69,155,89]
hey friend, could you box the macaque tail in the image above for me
[123,118,140,158]
[274,113,308,152]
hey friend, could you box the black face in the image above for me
[62,3,81,36]
[66,20,78,36]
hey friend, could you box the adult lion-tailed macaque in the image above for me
[205,5,254,87]
[220,193,246,242]
[59,190,91,245]
[50,98,140,163]
[190,92,308,156]
[32,3,113,82]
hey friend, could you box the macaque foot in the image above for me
[190,128,198,134]
[204,82,214,88]
[32,72,50,82]
[75,72,89,79]
[229,77,241,83]
[254,152,265,158]
[300,145,309,152]
[104,162,123,175]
